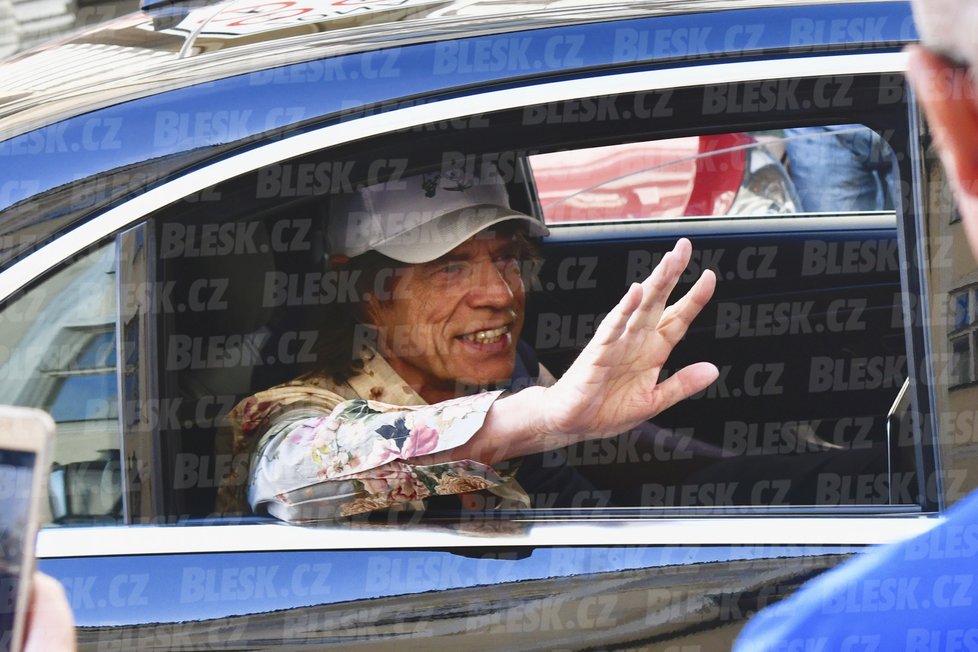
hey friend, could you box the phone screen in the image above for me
[0,449,36,652]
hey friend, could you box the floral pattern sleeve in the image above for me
[246,390,524,522]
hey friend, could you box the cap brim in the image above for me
[374,204,549,264]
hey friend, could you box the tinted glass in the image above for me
[0,244,122,524]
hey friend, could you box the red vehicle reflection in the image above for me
[531,132,793,222]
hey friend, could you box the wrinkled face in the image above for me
[367,231,526,401]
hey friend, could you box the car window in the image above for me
[0,69,935,526]
[0,243,122,524]
[125,79,925,521]
[530,125,894,223]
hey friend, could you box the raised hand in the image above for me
[540,237,718,440]
[422,238,717,466]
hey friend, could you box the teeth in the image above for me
[462,325,509,344]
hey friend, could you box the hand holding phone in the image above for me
[0,406,55,652]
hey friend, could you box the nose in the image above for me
[467,260,517,309]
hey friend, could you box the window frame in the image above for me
[947,285,978,388]
[0,50,943,535]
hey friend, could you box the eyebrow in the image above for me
[428,251,471,265]
[491,239,523,258]
[428,239,522,266]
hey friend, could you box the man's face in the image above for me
[367,230,526,401]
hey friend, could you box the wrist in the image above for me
[481,386,551,463]
[413,386,553,467]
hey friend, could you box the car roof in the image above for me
[0,0,905,141]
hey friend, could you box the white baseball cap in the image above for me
[326,167,549,264]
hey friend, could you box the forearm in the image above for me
[247,391,525,520]
[413,385,554,466]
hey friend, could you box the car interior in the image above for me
[0,73,935,525]
[146,81,918,521]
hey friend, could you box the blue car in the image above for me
[0,0,964,648]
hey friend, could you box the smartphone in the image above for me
[0,407,54,652]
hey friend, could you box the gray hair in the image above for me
[913,0,978,66]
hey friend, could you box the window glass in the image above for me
[951,335,970,386]
[45,329,118,422]
[0,245,122,524]
[783,125,895,212]
[69,330,117,370]
[954,291,970,331]
[144,129,915,520]
[530,125,895,224]
[48,373,117,422]
[134,74,924,520]
[948,287,978,389]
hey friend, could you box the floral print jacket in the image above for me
[227,350,530,522]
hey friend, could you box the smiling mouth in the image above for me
[459,324,511,345]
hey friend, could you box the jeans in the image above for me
[785,125,896,212]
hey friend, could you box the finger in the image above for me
[672,237,692,262]
[24,572,76,652]
[650,362,719,415]
[624,251,676,336]
[657,269,717,346]
[632,239,692,328]
[625,251,675,331]
[592,282,642,345]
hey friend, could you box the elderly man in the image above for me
[218,166,717,521]
[734,1,978,649]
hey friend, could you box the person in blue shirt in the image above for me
[736,1,978,649]
[785,125,895,212]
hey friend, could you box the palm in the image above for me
[543,238,717,439]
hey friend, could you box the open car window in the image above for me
[139,84,924,520]
[530,125,896,223]
[0,69,938,526]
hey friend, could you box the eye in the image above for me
[436,263,466,276]
[494,254,520,273]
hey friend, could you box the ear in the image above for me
[908,46,978,250]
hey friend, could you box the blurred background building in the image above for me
[0,0,136,57]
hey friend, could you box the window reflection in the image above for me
[0,244,122,523]
[530,125,895,224]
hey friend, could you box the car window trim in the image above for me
[0,50,908,304]
[37,516,938,558]
[543,212,898,242]
[905,84,945,510]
